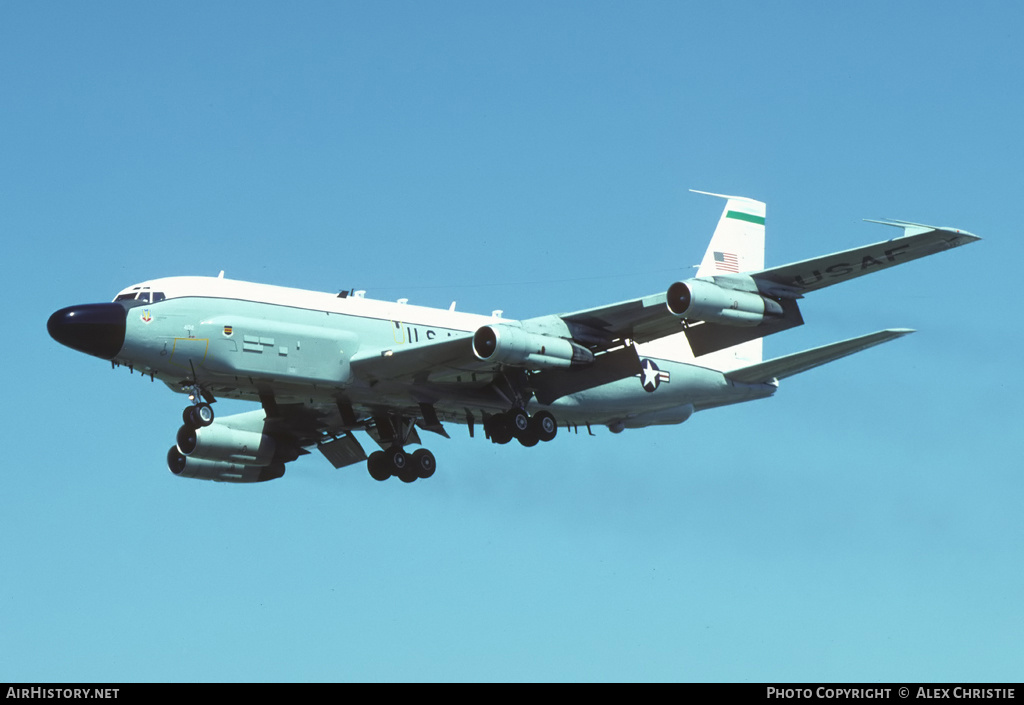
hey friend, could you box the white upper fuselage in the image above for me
[114,275,500,332]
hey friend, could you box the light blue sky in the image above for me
[4,1,1021,682]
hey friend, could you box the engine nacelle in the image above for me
[176,422,277,466]
[473,324,594,369]
[167,447,285,483]
[666,279,782,327]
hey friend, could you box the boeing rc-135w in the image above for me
[48,193,979,483]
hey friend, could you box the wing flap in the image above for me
[316,433,368,469]
[724,329,914,384]
[530,345,643,405]
[684,296,804,357]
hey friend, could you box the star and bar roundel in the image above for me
[639,358,670,393]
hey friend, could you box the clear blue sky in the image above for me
[3,1,1020,682]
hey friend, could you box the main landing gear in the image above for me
[367,447,436,484]
[365,414,437,484]
[484,409,558,447]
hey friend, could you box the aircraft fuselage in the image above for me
[52,275,772,433]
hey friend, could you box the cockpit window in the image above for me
[114,291,166,303]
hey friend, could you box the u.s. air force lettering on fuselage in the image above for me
[792,244,910,288]
[391,320,458,345]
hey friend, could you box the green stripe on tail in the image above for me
[727,210,765,225]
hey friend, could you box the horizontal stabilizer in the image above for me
[725,329,914,384]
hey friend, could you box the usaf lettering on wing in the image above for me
[792,244,911,287]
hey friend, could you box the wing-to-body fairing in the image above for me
[47,193,979,483]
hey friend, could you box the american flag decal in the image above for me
[714,251,739,273]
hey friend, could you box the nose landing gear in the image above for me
[182,402,215,428]
[181,373,216,429]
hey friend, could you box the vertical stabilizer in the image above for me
[693,191,766,368]
[693,190,766,277]
[637,191,768,370]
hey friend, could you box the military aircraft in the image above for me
[47,192,979,484]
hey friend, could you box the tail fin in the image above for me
[693,190,766,277]
[637,191,768,369]
[694,190,766,368]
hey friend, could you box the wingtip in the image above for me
[865,218,982,241]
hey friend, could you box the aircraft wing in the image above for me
[347,324,643,403]
[750,221,980,297]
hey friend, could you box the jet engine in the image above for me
[166,447,285,483]
[473,324,594,369]
[666,279,783,327]
[175,422,277,466]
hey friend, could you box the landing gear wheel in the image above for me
[411,448,436,479]
[385,446,409,474]
[391,447,417,484]
[183,403,215,428]
[195,403,214,427]
[367,451,391,482]
[532,411,558,442]
[511,409,538,446]
[510,408,530,435]
[488,414,514,445]
[516,427,539,447]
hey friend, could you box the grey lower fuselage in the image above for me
[116,285,773,433]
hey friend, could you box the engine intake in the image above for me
[472,324,594,369]
[666,279,782,327]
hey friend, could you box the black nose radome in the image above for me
[47,303,127,360]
